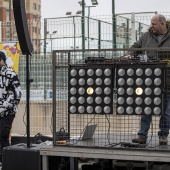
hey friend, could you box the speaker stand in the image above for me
[26,53,32,147]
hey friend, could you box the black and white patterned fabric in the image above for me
[0,64,22,117]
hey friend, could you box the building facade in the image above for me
[0,0,41,53]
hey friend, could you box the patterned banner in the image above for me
[0,42,20,73]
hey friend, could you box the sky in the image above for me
[41,0,170,19]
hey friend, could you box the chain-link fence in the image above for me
[5,12,170,140]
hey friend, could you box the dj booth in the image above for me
[39,48,170,170]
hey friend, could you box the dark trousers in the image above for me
[0,114,15,162]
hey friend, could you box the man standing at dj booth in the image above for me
[127,14,170,145]
[0,51,22,164]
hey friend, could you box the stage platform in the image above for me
[40,133,170,170]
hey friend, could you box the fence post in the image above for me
[131,12,136,133]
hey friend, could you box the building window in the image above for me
[33,3,37,10]
[38,5,41,11]
[33,39,37,46]
[33,27,37,33]
[33,15,37,20]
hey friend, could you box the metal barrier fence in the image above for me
[9,12,170,138]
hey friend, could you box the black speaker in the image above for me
[13,0,33,55]
[2,144,41,170]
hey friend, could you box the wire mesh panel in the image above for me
[52,48,170,151]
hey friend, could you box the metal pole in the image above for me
[131,12,136,133]
[112,0,116,49]
[82,0,85,51]
[26,53,30,147]
[52,50,56,145]
[126,19,130,48]
[44,19,47,99]
[9,0,12,40]
[51,34,52,52]
[73,16,76,62]
[44,19,47,57]
[88,7,90,49]
[98,20,101,49]
[73,17,76,51]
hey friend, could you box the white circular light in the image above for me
[87,87,94,95]
[87,106,93,113]
[96,69,102,76]
[135,97,142,105]
[70,87,77,95]
[154,88,161,95]
[153,107,161,115]
[78,97,85,104]
[154,68,161,76]
[118,88,125,95]
[118,78,125,86]
[95,78,102,85]
[87,97,93,104]
[95,87,102,95]
[145,68,152,76]
[104,97,111,104]
[78,106,85,113]
[126,106,133,114]
[87,78,94,85]
[126,88,134,95]
[79,69,85,76]
[79,78,85,86]
[135,107,142,114]
[104,69,111,76]
[78,87,85,95]
[145,78,152,86]
[145,88,152,95]
[70,97,76,104]
[136,68,143,76]
[104,78,111,85]
[70,106,76,113]
[117,106,124,114]
[135,87,143,95]
[154,97,161,105]
[70,69,77,77]
[154,78,161,86]
[104,106,111,114]
[118,69,125,76]
[126,97,133,105]
[136,78,143,86]
[144,107,152,115]
[118,97,124,105]
[127,78,134,86]
[95,97,102,104]
[95,106,102,113]
[127,69,134,76]
[104,87,111,95]
[144,97,152,105]
[70,78,77,86]
[87,69,94,76]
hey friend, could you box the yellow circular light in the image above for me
[87,87,94,95]
[135,87,143,95]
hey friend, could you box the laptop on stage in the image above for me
[71,124,97,141]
